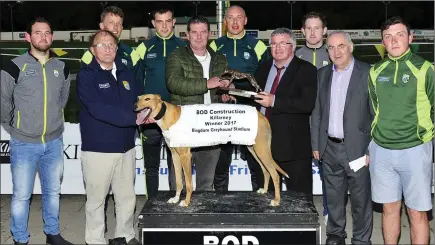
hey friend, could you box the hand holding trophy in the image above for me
[216,69,262,99]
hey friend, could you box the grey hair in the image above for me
[269,28,297,47]
[327,30,353,44]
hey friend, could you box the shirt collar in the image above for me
[226,30,246,40]
[332,57,355,72]
[273,56,293,69]
[100,62,116,71]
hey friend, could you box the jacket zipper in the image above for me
[163,39,167,57]
[41,62,48,143]
[113,71,127,153]
[234,39,237,56]
[17,111,20,129]
[393,60,399,85]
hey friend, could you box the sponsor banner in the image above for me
[0,123,323,195]
[0,140,10,164]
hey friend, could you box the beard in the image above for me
[32,41,51,52]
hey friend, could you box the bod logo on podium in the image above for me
[204,235,259,245]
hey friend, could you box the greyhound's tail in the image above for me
[272,160,289,178]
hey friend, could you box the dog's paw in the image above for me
[179,200,189,207]
[270,199,280,206]
[257,188,267,194]
[167,196,180,204]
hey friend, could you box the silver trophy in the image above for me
[217,69,262,99]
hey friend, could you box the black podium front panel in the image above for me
[138,191,320,245]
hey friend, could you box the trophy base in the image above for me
[217,87,258,99]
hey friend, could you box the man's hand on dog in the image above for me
[254,92,274,107]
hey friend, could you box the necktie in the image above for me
[266,65,285,120]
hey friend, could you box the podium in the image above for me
[138,191,320,245]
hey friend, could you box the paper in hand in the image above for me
[349,156,366,172]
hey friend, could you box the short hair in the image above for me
[151,3,175,19]
[327,30,353,44]
[187,16,210,32]
[100,6,124,23]
[89,30,118,46]
[380,16,411,37]
[224,5,246,17]
[26,17,53,34]
[270,28,297,47]
[302,12,327,28]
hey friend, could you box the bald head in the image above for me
[224,5,247,38]
[90,30,118,46]
[225,5,246,18]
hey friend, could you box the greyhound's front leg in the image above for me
[167,149,182,204]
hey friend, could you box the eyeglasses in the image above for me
[270,42,292,48]
[92,43,117,50]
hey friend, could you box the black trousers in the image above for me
[213,96,262,192]
[253,157,314,202]
[213,145,263,192]
[141,124,172,199]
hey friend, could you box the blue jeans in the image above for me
[10,136,64,243]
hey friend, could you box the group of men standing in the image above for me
[0,3,433,245]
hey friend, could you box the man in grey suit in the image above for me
[311,31,373,245]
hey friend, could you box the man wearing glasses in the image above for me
[311,31,373,245]
[253,28,317,200]
[76,30,143,245]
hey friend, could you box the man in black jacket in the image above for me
[254,27,317,200]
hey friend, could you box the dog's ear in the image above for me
[156,94,162,101]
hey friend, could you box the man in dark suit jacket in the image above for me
[311,31,373,245]
[253,27,317,200]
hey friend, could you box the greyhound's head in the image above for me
[134,94,163,122]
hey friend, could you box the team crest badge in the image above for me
[122,81,130,90]
[53,70,59,77]
[121,59,127,65]
[402,74,410,83]
[244,52,250,60]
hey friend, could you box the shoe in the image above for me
[324,214,328,226]
[325,234,345,245]
[109,237,127,245]
[13,241,28,245]
[127,237,141,245]
[46,234,73,245]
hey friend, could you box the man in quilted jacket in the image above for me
[165,16,231,191]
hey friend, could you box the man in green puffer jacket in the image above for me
[166,16,230,191]
[368,16,434,245]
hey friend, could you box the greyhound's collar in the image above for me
[154,102,166,120]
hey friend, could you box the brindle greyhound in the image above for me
[134,94,288,207]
